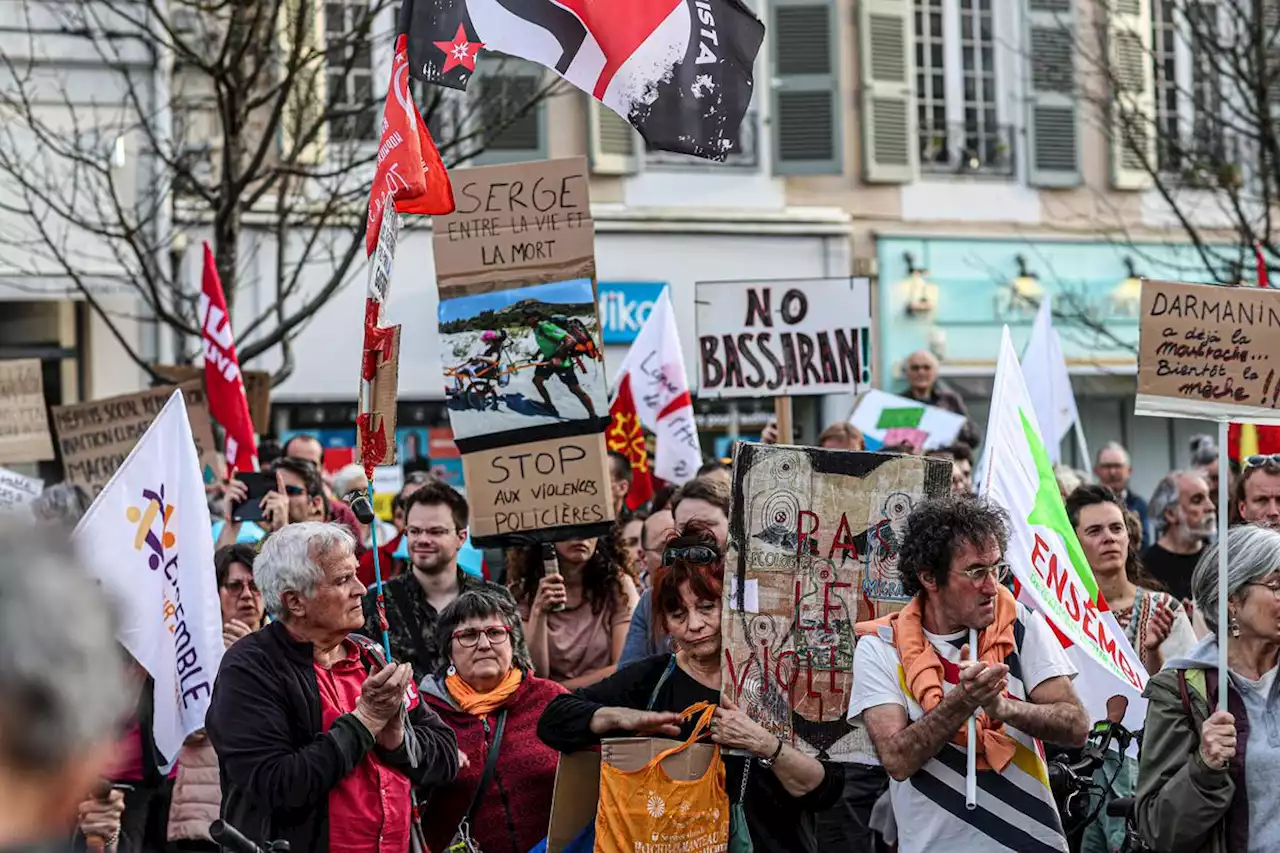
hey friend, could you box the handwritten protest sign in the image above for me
[850,388,967,451]
[0,467,42,514]
[721,444,950,761]
[52,384,217,495]
[433,157,595,298]
[432,158,612,547]
[0,359,55,464]
[154,365,273,433]
[696,277,872,399]
[1136,279,1280,422]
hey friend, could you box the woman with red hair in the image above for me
[536,527,842,853]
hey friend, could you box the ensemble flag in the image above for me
[607,375,655,510]
[199,243,258,473]
[611,288,701,486]
[404,0,765,161]
[73,392,223,767]
[365,17,455,257]
[982,328,1148,731]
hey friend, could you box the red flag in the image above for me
[365,33,454,257]
[607,374,654,510]
[199,243,259,473]
[1230,244,1280,462]
[1257,240,1269,288]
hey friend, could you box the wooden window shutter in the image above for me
[588,99,638,175]
[1025,0,1080,187]
[859,0,916,183]
[772,0,842,175]
[1109,0,1156,189]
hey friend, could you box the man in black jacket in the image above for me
[207,522,459,853]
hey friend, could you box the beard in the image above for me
[411,549,454,575]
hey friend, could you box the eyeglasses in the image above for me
[407,526,459,539]
[281,484,306,497]
[222,579,260,595]
[661,545,720,567]
[960,561,1012,584]
[1245,579,1280,595]
[452,626,511,647]
[1245,455,1280,469]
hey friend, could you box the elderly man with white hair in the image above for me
[902,349,980,448]
[207,522,459,853]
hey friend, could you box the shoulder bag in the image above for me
[445,708,509,853]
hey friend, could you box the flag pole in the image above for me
[774,396,794,445]
[367,481,392,662]
[966,627,978,810]
[1216,420,1229,713]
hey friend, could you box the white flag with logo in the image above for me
[982,328,1147,730]
[1021,297,1081,464]
[73,390,223,765]
[614,288,702,483]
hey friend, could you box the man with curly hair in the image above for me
[849,495,1088,853]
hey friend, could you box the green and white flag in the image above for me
[981,328,1147,730]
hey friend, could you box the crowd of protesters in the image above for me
[8,352,1280,853]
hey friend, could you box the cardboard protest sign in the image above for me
[52,382,217,495]
[721,444,950,761]
[0,467,43,514]
[1136,279,1280,422]
[154,364,272,432]
[432,157,595,298]
[850,388,967,451]
[432,158,612,547]
[696,277,872,399]
[357,194,402,473]
[0,359,55,464]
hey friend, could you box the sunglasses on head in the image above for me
[1245,454,1280,469]
[661,545,720,567]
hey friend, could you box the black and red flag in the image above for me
[403,0,765,162]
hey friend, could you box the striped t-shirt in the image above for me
[849,604,1077,853]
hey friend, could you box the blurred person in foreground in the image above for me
[207,522,460,853]
[420,590,566,853]
[30,482,91,529]
[1137,525,1280,853]
[537,527,843,852]
[0,519,130,853]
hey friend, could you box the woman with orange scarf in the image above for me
[420,589,566,853]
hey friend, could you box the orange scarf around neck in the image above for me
[447,667,523,718]
[855,585,1019,772]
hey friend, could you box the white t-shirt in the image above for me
[848,606,1077,853]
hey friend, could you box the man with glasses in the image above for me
[902,350,980,449]
[849,495,1088,853]
[359,482,516,678]
[1094,442,1150,549]
[1232,455,1280,528]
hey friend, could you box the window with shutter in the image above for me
[860,0,914,182]
[472,57,547,164]
[588,100,638,175]
[280,0,328,164]
[1025,0,1079,187]
[1152,0,1229,180]
[772,0,841,175]
[1108,0,1156,189]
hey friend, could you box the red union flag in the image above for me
[365,32,455,257]
[608,374,653,510]
[199,243,258,473]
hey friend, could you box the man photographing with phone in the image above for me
[216,459,359,549]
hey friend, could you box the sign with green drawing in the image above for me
[851,388,966,452]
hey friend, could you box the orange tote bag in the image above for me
[594,702,730,853]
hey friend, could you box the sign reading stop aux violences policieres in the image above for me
[695,277,872,399]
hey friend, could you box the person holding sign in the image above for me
[1137,525,1280,853]
[850,496,1088,853]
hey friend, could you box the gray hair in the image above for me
[1149,472,1185,540]
[0,519,128,770]
[332,464,368,498]
[255,522,356,620]
[1055,466,1089,496]
[31,483,92,529]
[1192,524,1280,633]
[1095,441,1131,467]
[1189,435,1218,467]
[433,588,533,676]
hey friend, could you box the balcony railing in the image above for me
[918,121,1016,178]
[645,110,759,169]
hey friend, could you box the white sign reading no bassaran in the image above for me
[695,277,872,399]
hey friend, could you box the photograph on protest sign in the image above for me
[695,277,871,399]
[0,358,55,465]
[439,278,608,440]
[849,388,967,452]
[721,443,950,762]
[1136,278,1280,423]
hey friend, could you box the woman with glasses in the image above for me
[508,529,638,689]
[1137,525,1280,853]
[167,544,268,850]
[420,588,565,853]
[537,527,842,853]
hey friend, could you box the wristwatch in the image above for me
[758,736,785,768]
